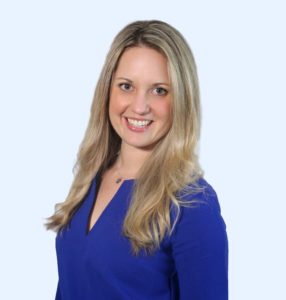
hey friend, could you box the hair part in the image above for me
[45,20,205,256]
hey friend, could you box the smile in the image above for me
[126,118,153,128]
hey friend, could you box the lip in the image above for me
[124,117,153,121]
[123,117,153,132]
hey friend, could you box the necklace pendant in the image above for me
[115,178,122,184]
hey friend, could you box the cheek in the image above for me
[109,94,125,117]
[153,100,172,121]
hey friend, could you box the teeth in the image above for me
[127,118,152,127]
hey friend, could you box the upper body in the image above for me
[55,175,228,300]
[46,20,229,300]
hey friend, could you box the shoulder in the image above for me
[172,177,223,217]
[168,177,229,299]
[170,177,227,243]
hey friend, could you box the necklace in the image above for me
[115,168,123,184]
[114,167,136,184]
[113,152,136,184]
[114,152,124,184]
[115,177,123,184]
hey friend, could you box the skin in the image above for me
[108,46,172,176]
[88,46,173,230]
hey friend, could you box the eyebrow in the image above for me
[115,77,170,86]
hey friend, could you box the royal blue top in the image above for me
[55,175,228,300]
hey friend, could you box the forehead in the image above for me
[114,46,170,82]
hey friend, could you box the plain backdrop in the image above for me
[0,1,285,299]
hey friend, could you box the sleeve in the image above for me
[55,280,62,300]
[170,183,228,300]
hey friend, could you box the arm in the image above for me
[55,281,62,300]
[170,183,228,299]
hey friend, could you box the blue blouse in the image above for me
[55,176,228,299]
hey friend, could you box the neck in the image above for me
[115,143,152,179]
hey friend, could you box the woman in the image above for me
[46,20,228,300]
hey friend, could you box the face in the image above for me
[109,46,172,152]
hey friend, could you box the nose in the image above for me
[131,91,150,115]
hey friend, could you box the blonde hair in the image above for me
[45,20,205,256]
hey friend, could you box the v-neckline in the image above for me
[85,178,134,237]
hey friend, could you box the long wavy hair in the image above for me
[45,20,205,256]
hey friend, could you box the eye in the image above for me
[119,83,132,91]
[153,87,168,96]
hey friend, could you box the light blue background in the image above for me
[0,1,285,299]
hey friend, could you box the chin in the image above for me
[123,139,160,151]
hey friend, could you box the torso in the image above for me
[87,168,124,233]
